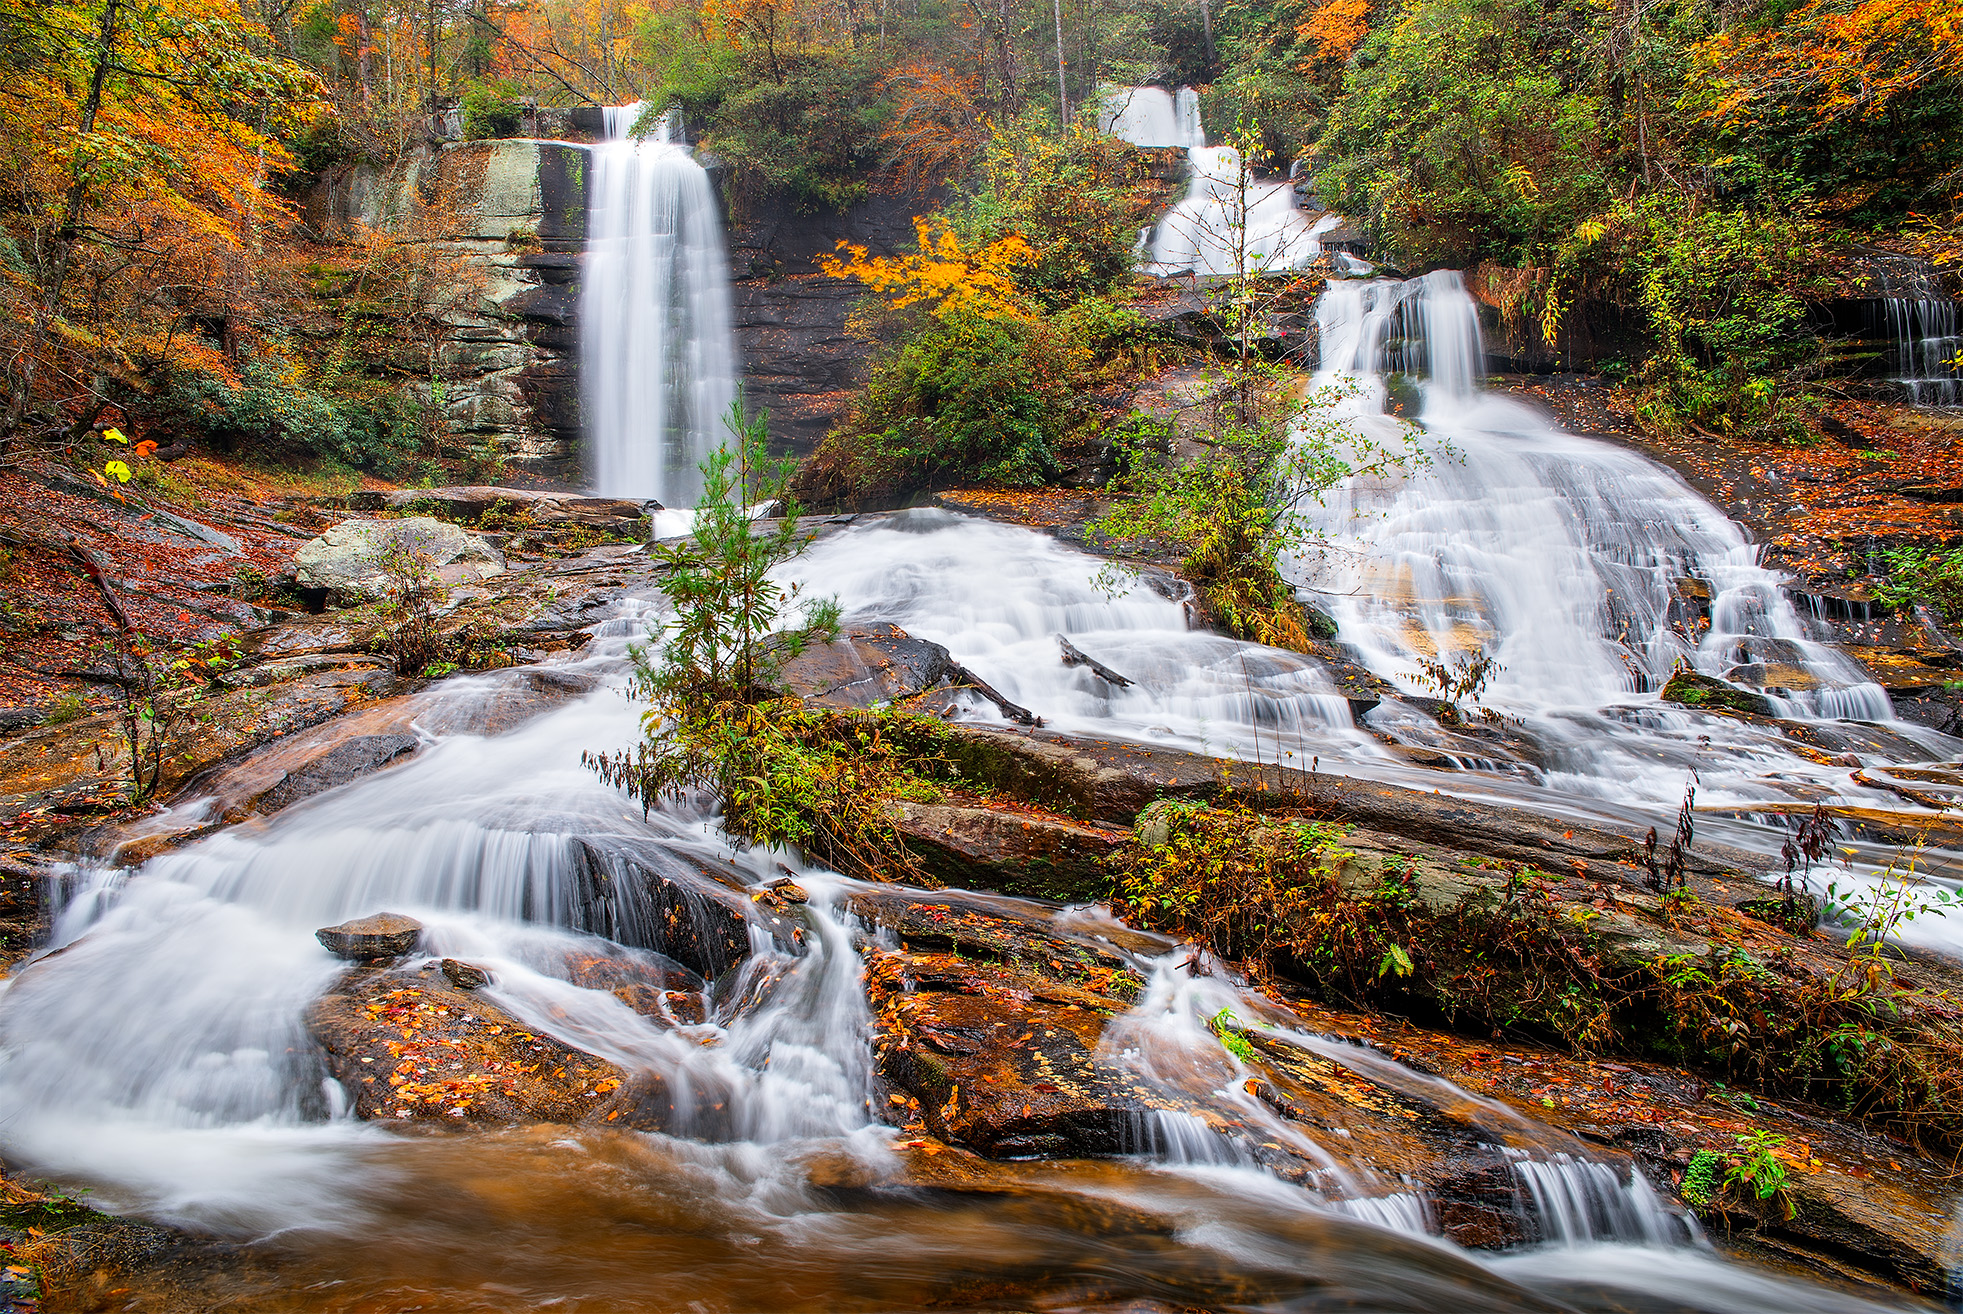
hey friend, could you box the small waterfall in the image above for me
[1144,145,1337,277]
[1297,271,1893,722]
[1879,296,1962,406]
[1097,84,1207,149]
[1509,1150,1688,1246]
[580,103,739,505]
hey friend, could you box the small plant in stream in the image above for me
[583,402,967,877]
[1209,1008,1259,1063]
[1406,646,1502,725]
[1643,775,1698,897]
[1823,833,1961,988]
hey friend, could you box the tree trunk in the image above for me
[1052,0,1068,122]
[4,0,121,438]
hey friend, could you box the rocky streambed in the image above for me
[2,501,1961,1311]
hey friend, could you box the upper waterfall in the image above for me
[580,103,739,505]
[1100,86,1338,277]
[1096,84,1206,149]
[1296,271,1894,725]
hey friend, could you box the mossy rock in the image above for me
[1660,669,1778,717]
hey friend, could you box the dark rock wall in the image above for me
[728,190,943,458]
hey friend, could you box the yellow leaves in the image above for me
[102,459,131,483]
[818,216,1035,322]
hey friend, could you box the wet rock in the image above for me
[565,837,780,978]
[846,885,1146,998]
[1659,669,1779,717]
[776,622,956,709]
[441,958,491,989]
[316,912,424,960]
[885,798,1130,902]
[866,946,1174,1158]
[293,517,506,606]
[307,967,666,1127]
[349,485,648,533]
[256,733,419,815]
[563,947,707,1026]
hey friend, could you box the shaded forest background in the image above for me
[0,0,1959,480]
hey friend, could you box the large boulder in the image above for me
[293,518,506,605]
[775,622,956,709]
[306,964,667,1127]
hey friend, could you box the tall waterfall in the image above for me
[1295,272,1893,721]
[580,103,739,505]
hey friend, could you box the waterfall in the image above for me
[1144,146,1338,277]
[580,103,739,505]
[1295,271,1894,723]
[1097,84,1207,149]
[1879,296,1962,406]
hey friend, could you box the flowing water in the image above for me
[2,131,1959,1310]
[1878,296,1963,407]
[1096,83,1206,150]
[580,104,740,504]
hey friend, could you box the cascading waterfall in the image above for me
[1879,295,1962,406]
[580,103,739,505]
[1099,84,1335,277]
[1145,146,1340,277]
[1294,271,1894,725]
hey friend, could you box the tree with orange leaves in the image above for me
[0,0,320,443]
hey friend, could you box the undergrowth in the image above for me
[1112,799,1963,1150]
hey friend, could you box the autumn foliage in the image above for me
[819,218,1037,321]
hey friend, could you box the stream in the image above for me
[3,115,1962,1314]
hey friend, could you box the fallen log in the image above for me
[1057,635,1133,688]
[947,662,1041,726]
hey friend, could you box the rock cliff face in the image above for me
[726,190,938,457]
[305,140,906,482]
[310,139,588,478]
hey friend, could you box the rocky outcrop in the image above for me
[727,190,939,457]
[292,517,506,605]
[306,962,666,1127]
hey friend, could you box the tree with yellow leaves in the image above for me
[818,216,1036,321]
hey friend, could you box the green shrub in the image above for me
[1876,547,1963,624]
[461,78,524,139]
[952,118,1158,309]
[134,355,419,473]
[821,311,1091,492]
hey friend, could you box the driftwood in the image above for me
[1056,634,1133,688]
[947,661,1041,726]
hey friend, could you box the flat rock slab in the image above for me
[350,486,648,530]
[885,799,1130,902]
[307,965,665,1128]
[317,912,424,960]
[952,725,1767,877]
